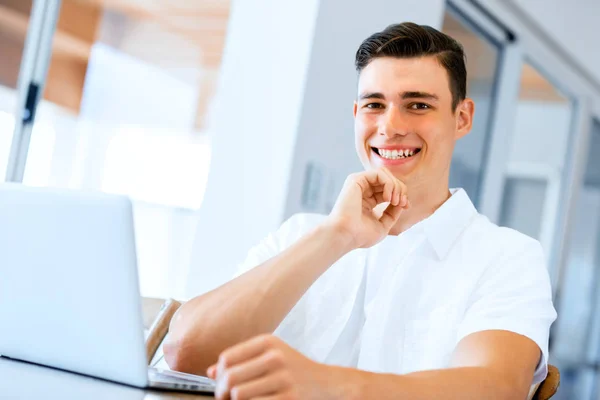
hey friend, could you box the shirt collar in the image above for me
[418,188,478,260]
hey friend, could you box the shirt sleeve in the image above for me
[231,213,327,357]
[232,213,322,278]
[456,236,557,385]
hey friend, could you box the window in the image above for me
[12,0,230,299]
[442,11,501,206]
[551,119,600,400]
[0,0,33,180]
[498,62,573,252]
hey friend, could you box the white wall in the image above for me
[185,0,321,296]
[185,0,446,297]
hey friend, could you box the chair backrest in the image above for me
[142,297,182,364]
[529,365,560,400]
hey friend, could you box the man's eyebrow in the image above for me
[401,91,439,101]
[358,92,385,100]
[358,91,440,101]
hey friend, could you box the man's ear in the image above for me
[353,101,358,118]
[455,98,475,140]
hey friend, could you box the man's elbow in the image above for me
[163,308,192,371]
[163,300,225,375]
[160,308,198,369]
[162,303,204,372]
[163,333,194,373]
[498,385,528,400]
[496,374,532,400]
[163,333,215,375]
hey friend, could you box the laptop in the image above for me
[0,183,215,394]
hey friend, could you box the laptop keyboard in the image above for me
[148,367,216,392]
[149,367,215,384]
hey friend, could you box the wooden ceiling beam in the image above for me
[74,0,229,21]
[0,4,29,39]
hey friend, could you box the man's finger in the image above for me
[400,194,408,208]
[217,350,283,397]
[363,197,377,209]
[228,372,289,400]
[397,181,408,205]
[361,169,394,203]
[384,167,409,206]
[362,184,374,199]
[379,203,404,228]
[367,192,386,205]
[207,364,217,379]
[217,335,272,374]
[379,168,401,205]
[251,396,282,400]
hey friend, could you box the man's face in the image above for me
[353,56,473,189]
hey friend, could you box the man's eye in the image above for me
[365,103,384,109]
[409,103,431,110]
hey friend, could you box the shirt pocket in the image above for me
[402,312,459,374]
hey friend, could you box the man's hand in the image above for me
[207,334,334,400]
[325,167,409,249]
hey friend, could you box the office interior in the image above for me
[1,0,599,398]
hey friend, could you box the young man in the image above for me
[164,22,557,399]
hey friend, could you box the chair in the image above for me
[142,297,560,399]
[529,364,560,400]
[142,297,182,365]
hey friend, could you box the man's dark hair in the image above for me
[355,22,467,110]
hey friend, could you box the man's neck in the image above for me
[388,184,451,236]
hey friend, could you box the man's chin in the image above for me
[381,165,414,181]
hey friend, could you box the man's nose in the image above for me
[380,108,409,137]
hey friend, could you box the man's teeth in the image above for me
[378,149,415,160]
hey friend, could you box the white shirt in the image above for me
[235,189,557,385]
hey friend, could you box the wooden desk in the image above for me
[0,357,214,399]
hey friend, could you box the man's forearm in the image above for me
[327,366,527,400]
[164,222,354,374]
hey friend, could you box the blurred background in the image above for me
[1,0,599,398]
